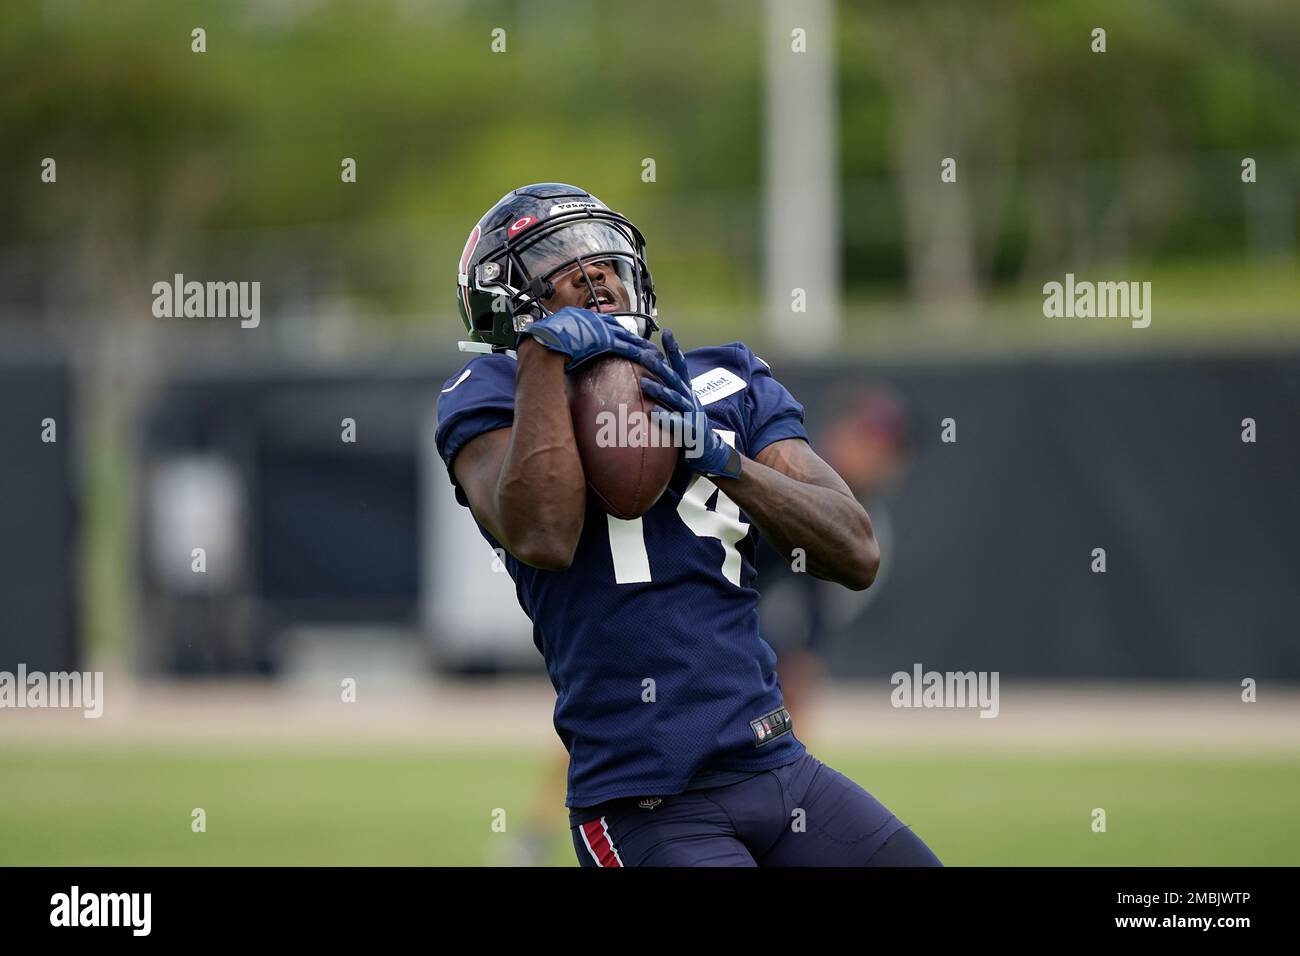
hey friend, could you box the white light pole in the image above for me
[763,0,841,355]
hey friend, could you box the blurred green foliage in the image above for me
[1,0,1297,342]
[2,745,1297,865]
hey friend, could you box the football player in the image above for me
[436,183,940,866]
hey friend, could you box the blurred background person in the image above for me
[756,383,913,740]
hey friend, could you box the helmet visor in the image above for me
[513,219,652,330]
[516,220,639,278]
[540,256,640,313]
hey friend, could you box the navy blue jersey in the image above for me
[435,342,809,808]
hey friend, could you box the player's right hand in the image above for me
[519,307,648,372]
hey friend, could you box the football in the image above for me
[570,355,679,519]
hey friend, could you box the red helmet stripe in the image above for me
[459,225,481,276]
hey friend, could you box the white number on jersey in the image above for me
[606,431,749,586]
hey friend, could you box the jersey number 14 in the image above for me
[606,431,748,586]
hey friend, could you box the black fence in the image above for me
[3,347,1296,680]
[0,352,78,672]
[778,353,1300,680]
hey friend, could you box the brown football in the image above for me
[570,355,680,519]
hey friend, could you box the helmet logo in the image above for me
[507,216,536,237]
[549,201,601,215]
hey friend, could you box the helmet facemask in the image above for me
[471,214,658,341]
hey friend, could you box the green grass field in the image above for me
[2,746,1296,866]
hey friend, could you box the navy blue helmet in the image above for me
[455,183,658,350]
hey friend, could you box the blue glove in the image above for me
[637,328,743,479]
[518,307,648,371]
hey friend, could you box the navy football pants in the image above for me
[572,752,941,867]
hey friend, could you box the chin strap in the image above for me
[457,341,517,359]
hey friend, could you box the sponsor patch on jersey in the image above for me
[690,368,748,406]
[750,706,793,747]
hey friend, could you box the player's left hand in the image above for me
[636,328,742,479]
[519,306,650,372]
